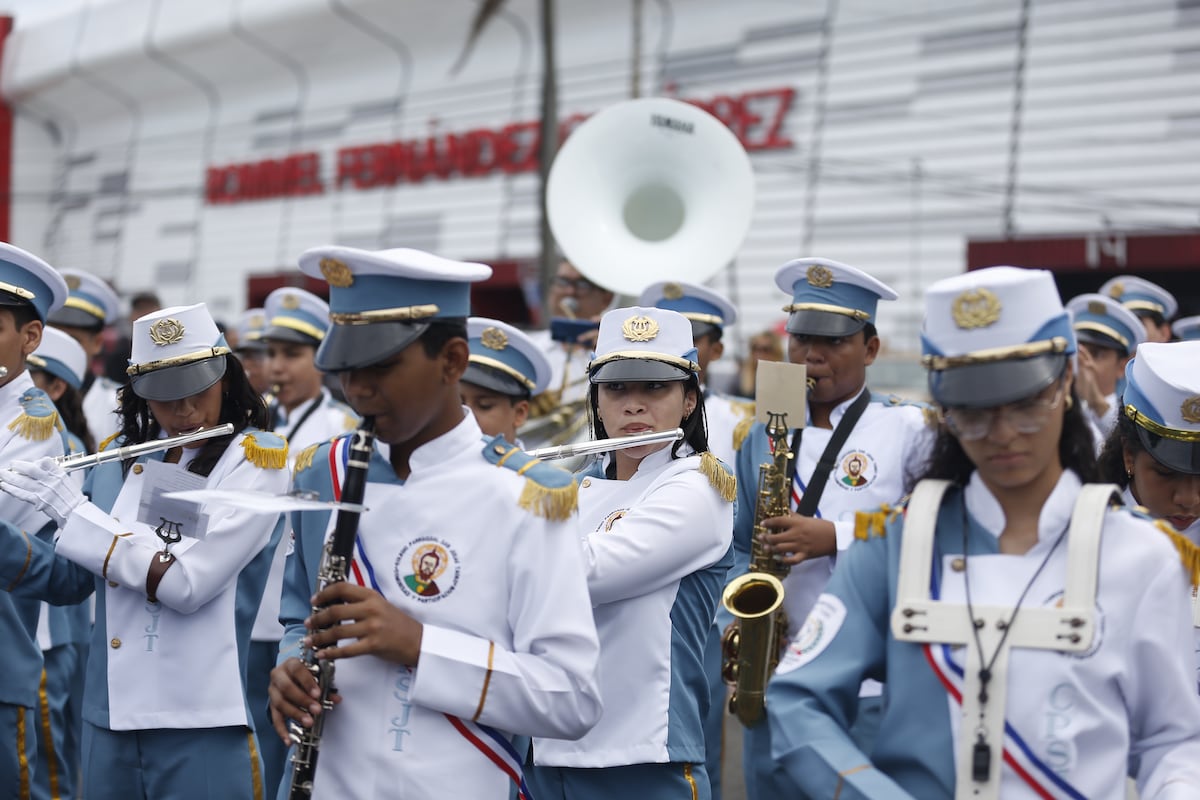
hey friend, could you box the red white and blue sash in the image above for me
[924,570,1086,800]
[328,437,536,799]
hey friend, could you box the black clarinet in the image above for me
[286,417,375,800]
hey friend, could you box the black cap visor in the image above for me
[1134,426,1200,475]
[261,324,321,348]
[130,355,227,402]
[48,306,105,331]
[463,362,530,398]
[1074,328,1125,354]
[785,309,867,338]
[315,321,430,372]
[930,352,1067,409]
[688,319,721,342]
[590,357,691,384]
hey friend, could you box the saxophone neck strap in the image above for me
[788,388,872,518]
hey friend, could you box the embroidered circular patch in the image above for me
[600,509,629,533]
[837,449,877,491]
[395,537,460,602]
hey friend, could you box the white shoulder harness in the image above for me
[891,479,1118,800]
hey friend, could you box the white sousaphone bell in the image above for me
[547,96,756,296]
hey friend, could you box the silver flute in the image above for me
[54,424,236,472]
[526,428,684,461]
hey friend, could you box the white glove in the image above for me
[0,457,83,527]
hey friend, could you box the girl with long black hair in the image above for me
[0,302,289,800]
[529,306,734,799]
[765,267,1200,799]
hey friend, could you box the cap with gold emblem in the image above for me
[773,257,897,337]
[921,266,1076,409]
[1172,315,1200,342]
[636,280,737,341]
[1122,341,1200,474]
[48,268,120,331]
[464,317,551,398]
[28,327,88,390]
[0,242,68,323]
[127,303,231,402]
[297,246,491,371]
[261,287,330,347]
[1099,275,1178,321]
[589,306,699,384]
[234,308,268,353]
[1066,293,1145,358]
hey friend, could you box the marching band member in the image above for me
[767,266,1200,799]
[1172,315,1200,341]
[47,269,122,445]
[1097,341,1200,684]
[0,243,69,795]
[735,259,931,800]
[528,306,734,799]
[0,302,289,800]
[233,307,272,397]
[251,287,358,794]
[637,280,750,800]
[27,327,93,800]
[1099,275,1177,345]
[269,246,601,798]
[1066,292,1144,446]
[461,316,551,445]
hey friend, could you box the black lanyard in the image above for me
[274,394,323,441]
[786,389,871,518]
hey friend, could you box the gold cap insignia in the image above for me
[249,313,265,328]
[1106,281,1124,299]
[65,275,81,290]
[1182,396,1200,424]
[662,282,684,300]
[281,293,300,310]
[148,318,186,346]
[320,258,354,288]
[951,288,1002,330]
[806,264,834,289]
[622,315,660,342]
[1086,300,1107,315]
[480,326,508,351]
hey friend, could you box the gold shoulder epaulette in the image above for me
[1153,519,1200,589]
[731,401,756,452]
[242,430,289,470]
[97,431,121,451]
[9,390,60,442]
[484,437,578,522]
[854,503,901,541]
[699,451,737,502]
[293,442,321,474]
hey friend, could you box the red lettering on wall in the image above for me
[206,87,797,204]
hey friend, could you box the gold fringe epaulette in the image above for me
[732,416,753,452]
[854,503,900,541]
[97,431,121,451]
[699,451,737,502]
[8,391,60,442]
[1154,519,1200,589]
[242,431,289,470]
[518,479,578,523]
[293,443,320,474]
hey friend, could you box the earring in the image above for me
[1065,394,1074,410]
[1126,469,1133,479]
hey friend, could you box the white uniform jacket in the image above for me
[0,374,65,708]
[767,470,1200,799]
[281,411,602,799]
[534,445,734,768]
[734,388,933,640]
[82,375,121,444]
[0,430,288,730]
[703,387,752,467]
[252,387,357,642]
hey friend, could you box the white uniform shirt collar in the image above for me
[809,384,869,427]
[408,406,476,475]
[0,370,34,407]
[964,468,1082,544]
[276,388,326,433]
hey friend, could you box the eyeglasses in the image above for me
[552,275,601,294]
[941,383,1065,442]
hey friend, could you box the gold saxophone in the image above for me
[721,410,792,726]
